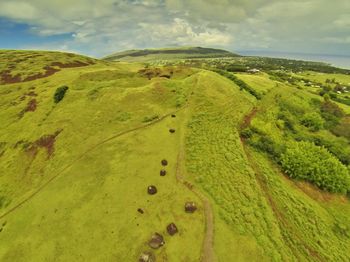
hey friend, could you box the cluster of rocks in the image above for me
[139,116,198,261]
[139,251,155,262]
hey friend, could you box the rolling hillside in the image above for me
[0,49,349,261]
[103,47,239,62]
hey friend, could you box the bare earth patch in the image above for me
[0,61,95,84]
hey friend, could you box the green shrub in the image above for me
[54,86,69,103]
[214,69,262,99]
[243,125,285,161]
[320,99,345,128]
[332,117,350,140]
[300,113,324,131]
[142,115,158,123]
[240,128,254,139]
[281,141,350,194]
[277,110,296,132]
[250,134,284,161]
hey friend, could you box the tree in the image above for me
[300,113,324,131]
[54,86,69,103]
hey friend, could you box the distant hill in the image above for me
[103,46,240,61]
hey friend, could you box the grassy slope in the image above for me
[0,51,349,261]
[235,72,277,94]
[185,70,350,261]
[242,76,350,260]
[0,54,205,261]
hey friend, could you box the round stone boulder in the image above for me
[166,223,178,236]
[139,251,155,262]
[147,186,157,195]
[148,233,165,249]
[185,202,197,213]
[169,129,175,133]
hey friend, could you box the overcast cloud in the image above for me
[0,0,349,57]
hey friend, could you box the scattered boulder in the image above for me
[137,208,144,214]
[160,170,166,176]
[148,233,165,249]
[160,74,171,79]
[161,159,168,166]
[169,129,175,133]
[166,223,178,236]
[139,251,156,262]
[185,202,197,213]
[147,186,157,195]
[171,114,176,118]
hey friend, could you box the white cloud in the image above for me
[140,18,232,46]
[0,0,349,56]
[0,1,39,20]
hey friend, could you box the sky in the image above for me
[0,0,349,57]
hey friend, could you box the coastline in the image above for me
[238,50,350,70]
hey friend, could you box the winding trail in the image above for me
[239,107,325,262]
[174,104,215,262]
[0,107,185,219]
[175,149,215,262]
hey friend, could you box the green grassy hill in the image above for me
[103,46,239,62]
[0,49,349,261]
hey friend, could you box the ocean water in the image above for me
[238,51,350,70]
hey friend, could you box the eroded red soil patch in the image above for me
[25,99,37,112]
[0,70,21,84]
[1,60,95,84]
[240,107,257,130]
[35,129,63,158]
[21,129,62,176]
[138,67,172,80]
[23,129,62,159]
[19,99,38,118]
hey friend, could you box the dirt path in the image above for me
[239,107,325,262]
[174,107,215,262]
[0,107,185,219]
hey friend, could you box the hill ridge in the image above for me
[103,46,239,61]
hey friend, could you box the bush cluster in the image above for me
[320,99,345,128]
[54,85,69,103]
[281,141,350,194]
[300,112,324,131]
[214,69,262,99]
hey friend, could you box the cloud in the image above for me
[0,0,349,56]
[0,2,41,20]
[139,18,232,46]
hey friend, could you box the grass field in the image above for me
[0,50,349,261]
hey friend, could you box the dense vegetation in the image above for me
[214,69,262,99]
[281,141,350,193]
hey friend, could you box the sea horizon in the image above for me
[238,50,350,70]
